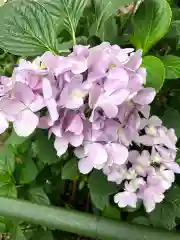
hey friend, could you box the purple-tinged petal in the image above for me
[0,98,26,117]
[51,124,62,137]
[114,191,137,208]
[89,84,102,108]
[42,78,53,99]
[30,95,45,112]
[88,143,108,165]
[78,157,94,174]
[100,102,118,118]
[105,68,129,94]
[165,162,180,174]
[73,45,89,57]
[133,88,156,105]
[46,98,59,122]
[128,150,139,163]
[54,137,68,157]
[66,114,83,135]
[125,50,142,70]
[0,111,9,134]
[41,52,59,71]
[137,67,147,84]
[74,147,86,158]
[109,89,130,105]
[138,105,150,119]
[13,109,38,137]
[136,135,154,146]
[106,143,128,165]
[71,56,88,74]
[69,134,84,147]
[14,82,35,105]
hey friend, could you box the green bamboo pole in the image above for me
[0,197,179,240]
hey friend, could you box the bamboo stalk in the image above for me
[0,197,179,240]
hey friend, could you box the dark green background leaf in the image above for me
[18,151,38,184]
[62,158,79,180]
[162,108,180,138]
[28,187,50,205]
[88,170,117,210]
[161,55,180,79]
[35,130,59,165]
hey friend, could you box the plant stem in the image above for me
[0,197,179,240]
[72,31,76,45]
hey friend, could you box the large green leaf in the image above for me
[150,202,176,230]
[28,187,50,205]
[5,130,27,148]
[0,146,15,176]
[88,170,117,210]
[0,0,58,56]
[62,158,79,180]
[161,55,180,79]
[142,56,165,91]
[35,130,59,165]
[18,151,38,184]
[39,0,88,43]
[131,0,172,53]
[149,186,180,230]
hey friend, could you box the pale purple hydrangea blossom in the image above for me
[0,42,179,213]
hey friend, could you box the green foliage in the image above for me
[142,56,165,91]
[132,216,150,226]
[90,0,135,38]
[0,0,58,56]
[162,108,180,137]
[88,170,117,210]
[40,0,88,43]
[18,151,38,184]
[35,130,59,165]
[62,158,79,180]
[149,186,180,230]
[131,0,172,53]
[31,229,54,240]
[102,205,120,220]
[5,130,28,148]
[28,187,50,205]
[161,55,180,79]
[10,225,26,240]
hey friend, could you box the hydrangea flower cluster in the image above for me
[0,42,179,212]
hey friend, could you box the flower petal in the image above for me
[46,98,59,122]
[54,136,68,157]
[105,68,129,94]
[78,157,94,174]
[42,78,53,99]
[106,143,128,165]
[66,114,83,135]
[69,134,83,147]
[133,88,156,105]
[88,143,108,164]
[13,109,38,137]
[0,111,8,134]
